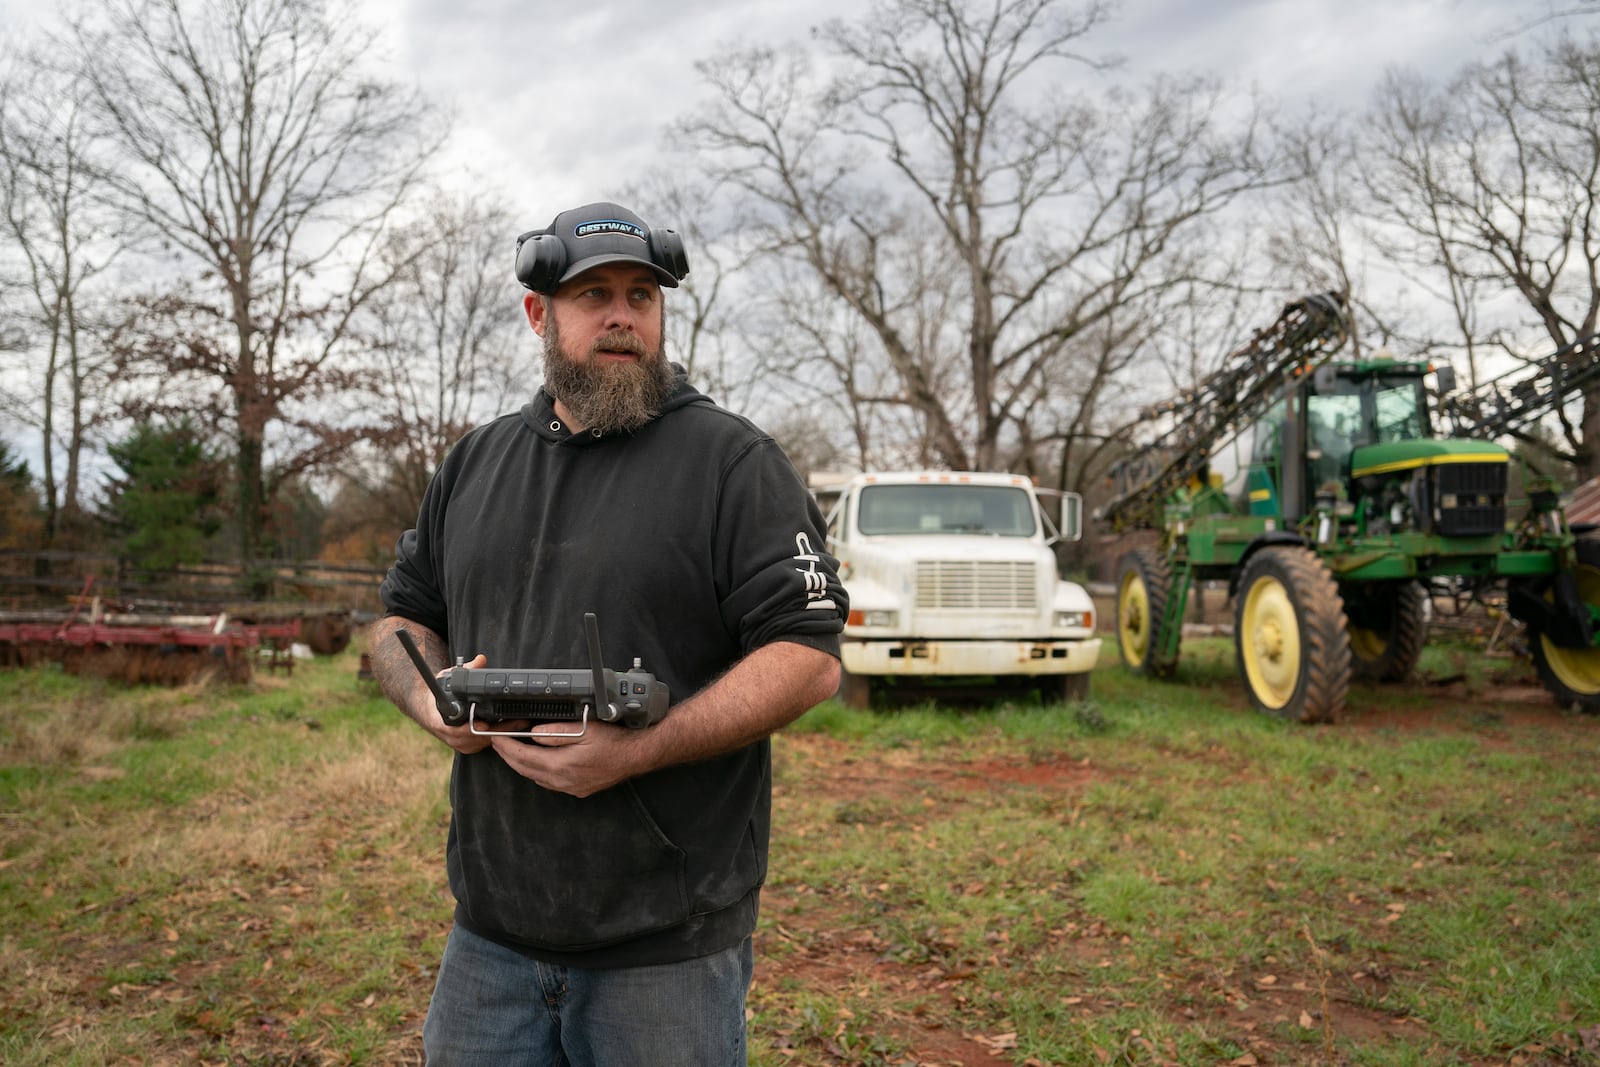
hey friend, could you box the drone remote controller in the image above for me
[394,613,669,738]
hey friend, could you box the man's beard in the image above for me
[542,315,674,435]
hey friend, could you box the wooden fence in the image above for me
[0,550,388,617]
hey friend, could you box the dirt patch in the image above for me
[1341,679,1598,736]
[754,918,1006,1066]
[785,738,1099,800]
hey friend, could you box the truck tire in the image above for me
[1530,536,1600,713]
[836,667,871,710]
[1343,580,1428,683]
[1234,546,1351,723]
[1035,672,1091,705]
[1116,549,1178,678]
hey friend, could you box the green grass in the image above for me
[1,634,1597,1065]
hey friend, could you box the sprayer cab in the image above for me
[1223,357,1509,541]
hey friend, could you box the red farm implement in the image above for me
[0,611,302,685]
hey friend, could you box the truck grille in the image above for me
[914,561,1039,610]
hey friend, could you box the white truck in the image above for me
[811,470,1102,707]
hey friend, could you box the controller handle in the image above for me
[394,629,467,727]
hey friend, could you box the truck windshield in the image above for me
[857,484,1037,536]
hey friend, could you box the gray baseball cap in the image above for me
[516,201,686,293]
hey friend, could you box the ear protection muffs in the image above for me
[513,226,690,293]
[651,228,689,281]
[513,230,565,293]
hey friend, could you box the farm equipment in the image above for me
[1102,291,1600,721]
[0,575,333,684]
[0,612,301,684]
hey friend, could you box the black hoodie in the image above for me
[380,368,846,967]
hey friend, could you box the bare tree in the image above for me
[0,49,124,547]
[621,173,771,413]
[1515,3,1600,33]
[1363,75,1498,381]
[1262,119,1412,363]
[338,189,525,539]
[676,0,1284,477]
[68,0,443,567]
[707,219,972,471]
[1366,33,1600,475]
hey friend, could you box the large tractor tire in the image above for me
[1116,549,1178,678]
[1343,580,1429,683]
[1234,546,1352,723]
[1530,537,1600,713]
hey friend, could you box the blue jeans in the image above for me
[421,924,753,1067]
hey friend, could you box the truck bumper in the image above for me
[840,637,1102,677]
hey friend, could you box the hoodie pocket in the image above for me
[452,780,691,952]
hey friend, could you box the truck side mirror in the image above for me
[1060,492,1083,542]
[1041,490,1084,544]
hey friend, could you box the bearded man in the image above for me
[369,201,847,1066]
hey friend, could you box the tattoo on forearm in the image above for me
[372,621,445,727]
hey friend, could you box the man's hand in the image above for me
[370,617,525,755]
[425,653,509,755]
[490,640,840,798]
[489,723,645,798]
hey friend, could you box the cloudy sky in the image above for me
[1,0,1565,221]
[359,0,1551,218]
[0,0,1587,472]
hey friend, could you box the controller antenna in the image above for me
[394,629,464,724]
[585,612,618,722]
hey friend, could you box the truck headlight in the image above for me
[848,609,899,627]
[1055,610,1092,629]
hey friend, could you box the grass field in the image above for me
[0,633,1596,1065]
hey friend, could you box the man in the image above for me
[369,201,846,1066]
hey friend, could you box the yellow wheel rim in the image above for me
[1240,574,1300,710]
[1348,625,1384,661]
[1118,570,1150,666]
[1541,565,1600,695]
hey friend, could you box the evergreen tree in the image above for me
[0,439,45,552]
[100,420,225,571]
